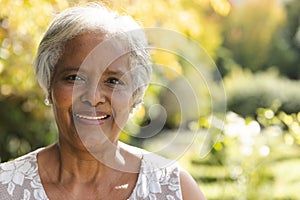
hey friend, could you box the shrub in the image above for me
[224,68,300,116]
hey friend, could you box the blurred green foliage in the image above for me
[149,109,300,199]
[218,0,300,79]
[0,95,57,162]
[221,0,285,72]
[141,107,300,199]
[225,68,300,116]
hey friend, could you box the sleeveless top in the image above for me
[0,148,183,200]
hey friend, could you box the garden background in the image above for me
[1,0,300,199]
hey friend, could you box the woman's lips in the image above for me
[74,112,110,125]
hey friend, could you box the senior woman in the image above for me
[0,3,206,200]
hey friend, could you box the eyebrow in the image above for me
[57,67,79,73]
[103,68,127,76]
[56,66,128,77]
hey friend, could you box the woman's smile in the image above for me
[74,111,111,125]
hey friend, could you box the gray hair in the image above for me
[34,3,152,108]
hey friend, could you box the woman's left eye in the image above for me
[104,77,124,85]
[65,74,86,82]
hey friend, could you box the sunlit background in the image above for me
[1,0,300,199]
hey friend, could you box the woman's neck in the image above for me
[38,140,142,185]
[37,142,142,200]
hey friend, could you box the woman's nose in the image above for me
[80,84,106,107]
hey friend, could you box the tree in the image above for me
[220,0,285,73]
[268,0,300,79]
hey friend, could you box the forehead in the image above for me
[57,32,130,73]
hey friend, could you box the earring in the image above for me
[44,98,50,106]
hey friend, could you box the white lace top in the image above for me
[0,148,182,200]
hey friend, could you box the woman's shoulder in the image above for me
[121,142,183,200]
[122,142,206,200]
[0,148,46,199]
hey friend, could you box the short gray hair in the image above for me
[34,3,152,108]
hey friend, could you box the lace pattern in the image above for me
[0,149,47,200]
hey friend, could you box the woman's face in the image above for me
[50,32,134,151]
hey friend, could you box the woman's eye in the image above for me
[105,77,124,85]
[65,75,85,82]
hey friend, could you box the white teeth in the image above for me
[76,114,108,120]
